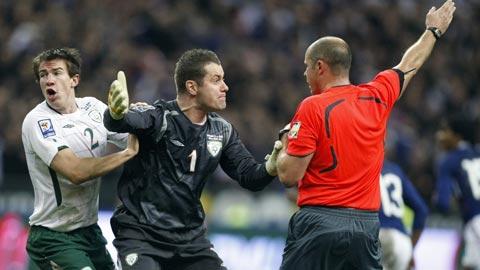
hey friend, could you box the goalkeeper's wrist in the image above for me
[109,109,125,120]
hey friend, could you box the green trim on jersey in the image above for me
[48,167,62,206]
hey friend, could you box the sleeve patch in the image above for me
[288,121,301,139]
[38,119,56,138]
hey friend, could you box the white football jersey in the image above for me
[22,97,127,232]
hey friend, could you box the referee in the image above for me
[277,1,455,269]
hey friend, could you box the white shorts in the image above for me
[462,215,480,269]
[379,228,412,270]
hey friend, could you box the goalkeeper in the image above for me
[104,49,282,270]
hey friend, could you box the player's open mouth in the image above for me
[46,89,56,96]
[46,89,57,100]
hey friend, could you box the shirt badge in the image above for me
[288,121,301,139]
[206,134,223,157]
[88,110,102,123]
[125,253,138,266]
[38,119,56,138]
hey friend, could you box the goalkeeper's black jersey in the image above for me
[104,100,274,243]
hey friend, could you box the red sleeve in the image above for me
[361,69,402,108]
[286,97,321,156]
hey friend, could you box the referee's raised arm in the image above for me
[394,0,456,98]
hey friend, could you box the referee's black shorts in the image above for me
[280,206,382,270]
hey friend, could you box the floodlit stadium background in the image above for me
[0,1,478,269]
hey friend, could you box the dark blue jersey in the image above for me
[379,161,428,234]
[435,143,480,223]
[104,100,275,244]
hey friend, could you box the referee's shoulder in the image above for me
[299,94,325,109]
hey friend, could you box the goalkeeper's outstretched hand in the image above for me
[265,140,283,176]
[108,71,129,120]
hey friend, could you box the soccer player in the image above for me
[22,48,139,270]
[104,49,282,270]
[379,160,428,270]
[276,1,455,269]
[435,113,480,270]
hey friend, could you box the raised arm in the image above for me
[394,0,456,98]
[104,71,159,133]
[51,134,139,185]
[108,71,129,120]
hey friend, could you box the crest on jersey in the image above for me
[288,121,301,139]
[206,134,223,157]
[88,110,102,123]
[125,253,138,266]
[38,119,56,138]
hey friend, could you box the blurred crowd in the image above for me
[0,0,479,215]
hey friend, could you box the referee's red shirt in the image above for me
[287,70,402,210]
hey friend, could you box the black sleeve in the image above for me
[219,127,275,191]
[392,68,405,96]
[103,107,163,136]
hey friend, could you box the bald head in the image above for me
[306,37,351,76]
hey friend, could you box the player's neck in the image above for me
[47,99,78,114]
[176,97,207,125]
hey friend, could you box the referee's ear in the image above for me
[315,59,328,76]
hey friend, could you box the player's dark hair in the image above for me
[32,47,82,81]
[444,113,477,144]
[174,49,221,95]
[309,37,351,76]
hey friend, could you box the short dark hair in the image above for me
[174,49,221,94]
[309,37,351,76]
[32,47,82,81]
[443,113,477,144]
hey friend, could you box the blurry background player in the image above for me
[21,48,139,270]
[379,160,428,270]
[435,112,480,270]
[104,49,282,270]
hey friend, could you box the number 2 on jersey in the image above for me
[83,128,99,150]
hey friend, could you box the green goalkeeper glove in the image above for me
[265,140,283,176]
[108,71,129,120]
